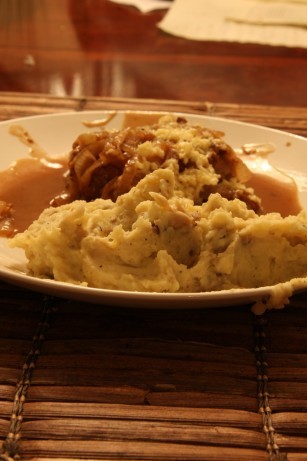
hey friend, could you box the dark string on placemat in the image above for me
[0,296,55,461]
[0,292,290,461]
[254,314,288,461]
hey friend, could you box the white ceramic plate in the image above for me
[0,110,307,308]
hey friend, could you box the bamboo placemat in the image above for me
[1,92,307,461]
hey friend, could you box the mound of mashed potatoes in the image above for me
[10,168,307,299]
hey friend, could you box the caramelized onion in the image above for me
[62,118,262,214]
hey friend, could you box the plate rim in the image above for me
[0,109,306,308]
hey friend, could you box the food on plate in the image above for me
[4,113,307,310]
[10,167,307,299]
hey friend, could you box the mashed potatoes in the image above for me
[11,168,307,297]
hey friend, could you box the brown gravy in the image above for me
[247,172,301,216]
[0,157,67,235]
[241,154,302,216]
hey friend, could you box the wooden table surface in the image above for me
[1,1,307,461]
[1,0,307,107]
